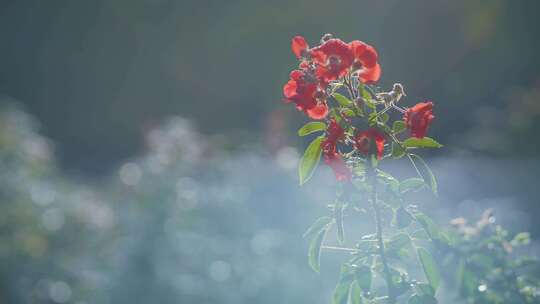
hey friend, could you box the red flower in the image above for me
[404,102,435,138]
[350,40,381,84]
[283,70,328,120]
[311,39,354,83]
[321,119,351,181]
[323,152,352,182]
[354,128,385,159]
[326,118,344,143]
[291,36,309,59]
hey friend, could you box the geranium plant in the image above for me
[281,34,540,304]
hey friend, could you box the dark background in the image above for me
[0,1,539,303]
[1,0,539,175]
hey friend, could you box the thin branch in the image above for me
[368,162,396,303]
[321,245,358,253]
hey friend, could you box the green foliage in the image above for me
[334,200,345,244]
[409,154,438,195]
[299,136,324,185]
[299,121,327,136]
[332,264,356,304]
[417,247,441,293]
[334,93,354,107]
[403,137,443,149]
[307,218,332,273]
[438,211,540,303]
[392,121,407,134]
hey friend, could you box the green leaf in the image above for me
[414,213,441,241]
[415,283,435,297]
[299,136,324,185]
[417,247,440,293]
[358,84,376,110]
[399,178,426,194]
[335,200,345,244]
[303,216,333,239]
[393,121,406,134]
[298,121,326,136]
[333,264,355,304]
[408,294,437,304]
[386,233,412,254]
[353,265,372,293]
[409,154,438,195]
[334,93,353,107]
[377,170,399,193]
[342,108,356,117]
[395,207,413,228]
[308,224,330,273]
[403,137,443,149]
[391,142,406,159]
[348,281,363,304]
[380,113,390,124]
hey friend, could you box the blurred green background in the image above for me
[0,0,539,303]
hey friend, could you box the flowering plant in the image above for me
[281,34,539,304]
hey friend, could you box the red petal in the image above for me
[359,63,381,84]
[289,69,303,81]
[306,103,328,120]
[283,80,297,99]
[292,36,308,58]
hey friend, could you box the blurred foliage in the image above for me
[0,106,335,303]
[0,102,538,303]
[440,210,540,303]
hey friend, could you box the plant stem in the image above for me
[368,162,396,303]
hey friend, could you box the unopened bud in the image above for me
[320,33,334,43]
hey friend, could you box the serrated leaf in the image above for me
[335,200,345,244]
[334,93,353,107]
[299,136,324,185]
[393,121,406,134]
[333,264,355,304]
[308,224,330,273]
[348,281,363,304]
[403,137,443,149]
[417,247,440,293]
[353,265,372,293]
[298,121,326,136]
[399,178,426,194]
[391,142,406,159]
[409,154,438,195]
[303,216,333,239]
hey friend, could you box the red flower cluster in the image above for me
[321,119,351,181]
[404,102,435,138]
[354,129,386,160]
[283,36,381,120]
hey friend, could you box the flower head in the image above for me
[283,70,328,120]
[321,119,351,181]
[291,36,309,59]
[311,39,354,83]
[349,40,381,84]
[354,128,385,159]
[323,151,352,182]
[404,102,435,138]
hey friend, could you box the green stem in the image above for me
[368,162,396,303]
